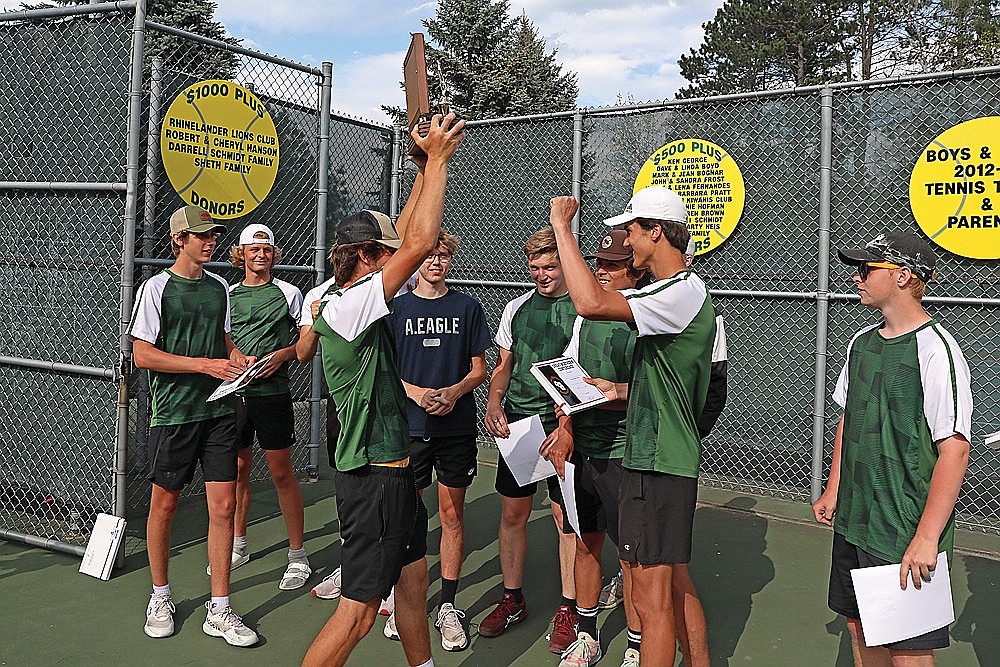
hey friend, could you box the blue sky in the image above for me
[214,0,726,123]
[3,0,726,123]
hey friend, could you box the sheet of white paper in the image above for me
[530,356,609,414]
[558,461,581,538]
[850,551,954,647]
[985,430,1000,449]
[206,353,275,402]
[495,415,557,487]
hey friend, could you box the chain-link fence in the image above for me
[404,70,1000,534]
[3,2,999,560]
[0,2,393,556]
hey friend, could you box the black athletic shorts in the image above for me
[495,452,564,503]
[235,393,295,451]
[410,434,478,490]
[326,399,341,470]
[147,415,238,491]
[563,454,624,546]
[828,532,950,650]
[618,468,697,565]
[335,465,428,603]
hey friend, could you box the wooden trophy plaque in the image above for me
[403,33,450,156]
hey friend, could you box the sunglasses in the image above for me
[857,261,902,280]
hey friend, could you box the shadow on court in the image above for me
[1,470,997,666]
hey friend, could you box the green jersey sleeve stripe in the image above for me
[929,323,961,435]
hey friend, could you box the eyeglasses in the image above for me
[857,261,901,280]
[424,253,452,263]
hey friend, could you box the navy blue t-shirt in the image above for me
[389,289,492,437]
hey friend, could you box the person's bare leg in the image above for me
[437,483,467,582]
[394,557,432,666]
[234,447,252,539]
[499,495,532,588]
[205,481,237,597]
[888,649,935,667]
[265,448,305,549]
[672,564,709,667]
[846,618,893,667]
[301,597,379,667]
[550,500,577,599]
[147,485,180,587]
[629,562,676,665]
[575,532,605,609]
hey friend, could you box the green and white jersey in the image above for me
[564,316,635,459]
[832,319,972,563]
[495,290,578,432]
[229,278,303,397]
[128,269,234,427]
[299,276,338,328]
[313,270,409,471]
[620,270,715,476]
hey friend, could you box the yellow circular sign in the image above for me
[634,138,745,255]
[909,117,1000,259]
[160,80,280,219]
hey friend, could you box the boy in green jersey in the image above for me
[300,113,465,667]
[813,233,971,666]
[548,189,716,666]
[481,227,581,653]
[129,206,258,646]
[225,223,310,590]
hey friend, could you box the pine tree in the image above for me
[385,0,578,121]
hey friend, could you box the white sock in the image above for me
[210,596,230,613]
[288,547,308,564]
[411,660,434,667]
[233,536,248,554]
[152,583,171,597]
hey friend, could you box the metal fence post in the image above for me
[571,111,584,236]
[114,0,146,565]
[307,61,333,480]
[390,125,402,219]
[810,86,834,503]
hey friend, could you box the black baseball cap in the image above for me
[334,210,402,249]
[838,232,936,282]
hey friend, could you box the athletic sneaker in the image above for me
[143,594,175,638]
[379,588,395,616]
[548,605,579,654]
[599,571,624,610]
[279,560,311,590]
[478,592,527,638]
[435,603,468,651]
[620,647,640,667]
[559,631,602,666]
[311,566,342,599]
[206,549,250,576]
[383,611,399,640]
[202,602,259,647]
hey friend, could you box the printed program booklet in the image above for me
[530,356,609,415]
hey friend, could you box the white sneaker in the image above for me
[435,603,468,651]
[279,560,311,590]
[143,594,175,638]
[311,566,341,599]
[599,571,624,609]
[202,602,259,647]
[378,588,394,616]
[206,549,250,576]
[383,611,399,640]
[559,631,602,666]
[620,647,640,667]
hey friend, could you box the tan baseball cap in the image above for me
[169,206,227,235]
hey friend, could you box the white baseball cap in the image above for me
[684,238,696,258]
[239,223,275,245]
[603,186,688,227]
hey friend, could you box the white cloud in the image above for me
[330,51,408,124]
